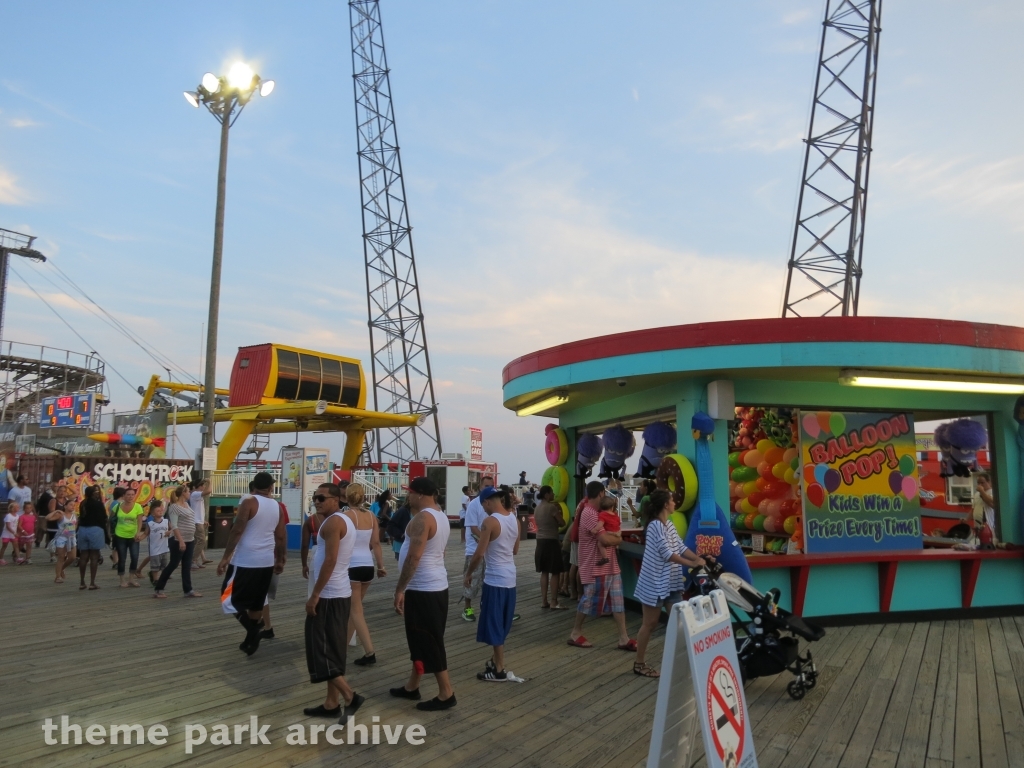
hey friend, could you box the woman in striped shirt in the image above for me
[632,489,706,678]
[153,485,203,599]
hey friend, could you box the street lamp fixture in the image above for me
[184,62,273,477]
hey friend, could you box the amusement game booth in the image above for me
[502,317,1024,622]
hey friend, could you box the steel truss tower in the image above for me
[349,0,442,463]
[782,0,882,318]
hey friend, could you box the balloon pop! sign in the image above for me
[799,411,923,554]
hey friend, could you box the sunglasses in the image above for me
[314,494,336,503]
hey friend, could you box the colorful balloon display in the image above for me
[729,406,801,542]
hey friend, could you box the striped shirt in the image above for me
[578,505,620,585]
[634,519,688,607]
[167,503,196,543]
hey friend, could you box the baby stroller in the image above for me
[691,562,825,700]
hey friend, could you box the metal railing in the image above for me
[351,469,406,500]
[210,468,283,499]
[0,341,106,424]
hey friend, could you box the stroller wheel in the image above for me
[787,681,806,700]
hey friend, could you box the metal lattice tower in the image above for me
[782,0,882,318]
[350,0,442,463]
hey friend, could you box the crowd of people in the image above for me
[0,476,215,592]
[4,468,708,725]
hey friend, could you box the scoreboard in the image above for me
[40,393,96,428]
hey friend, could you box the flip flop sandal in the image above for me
[541,604,551,610]
[567,636,593,648]
[617,639,638,652]
[79,584,87,590]
[633,662,660,678]
[89,585,100,590]
[550,604,568,610]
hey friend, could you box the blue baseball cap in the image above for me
[479,486,503,501]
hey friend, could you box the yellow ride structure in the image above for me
[136,343,420,470]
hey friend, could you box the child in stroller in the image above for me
[690,561,825,700]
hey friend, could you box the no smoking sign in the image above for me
[647,590,757,768]
[707,656,744,765]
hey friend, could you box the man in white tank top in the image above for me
[464,486,520,681]
[303,483,364,722]
[392,476,457,711]
[217,472,287,656]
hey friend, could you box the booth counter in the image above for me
[505,317,1024,622]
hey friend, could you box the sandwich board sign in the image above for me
[647,590,757,768]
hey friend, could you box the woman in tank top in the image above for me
[343,484,387,666]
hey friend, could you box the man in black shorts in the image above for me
[218,472,287,655]
[302,483,364,721]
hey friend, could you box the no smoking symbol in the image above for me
[707,655,744,766]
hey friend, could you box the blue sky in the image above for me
[2,1,1022,481]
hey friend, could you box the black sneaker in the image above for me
[353,653,376,666]
[238,615,265,655]
[341,693,365,721]
[389,686,421,700]
[417,694,457,711]
[260,628,276,640]
[477,668,508,682]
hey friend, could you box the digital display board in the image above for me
[40,393,96,428]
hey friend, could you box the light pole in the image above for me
[184,63,274,478]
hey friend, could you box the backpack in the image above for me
[109,502,121,535]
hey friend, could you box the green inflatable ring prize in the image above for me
[541,465,570,502]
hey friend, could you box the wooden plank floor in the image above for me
[0,540,1019,767]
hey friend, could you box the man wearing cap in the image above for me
[464,485,519,681]
[218,471,287,655]
[391,476,457,711]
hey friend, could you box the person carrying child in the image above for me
[593,496,622,567]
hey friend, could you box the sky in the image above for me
[1,1,1022,483]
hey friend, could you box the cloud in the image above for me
[418,166,782,362]
[8,117,40,128]
[877,153,1024,230]
[665,95,806,155]
[2,80,99,131]
[0,167,31,205]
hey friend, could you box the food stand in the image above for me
[502,317,1024,622]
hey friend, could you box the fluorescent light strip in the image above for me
[839,370,1024,395]
[515,393,569,417]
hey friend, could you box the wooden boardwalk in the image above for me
[0,540,1019,767]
